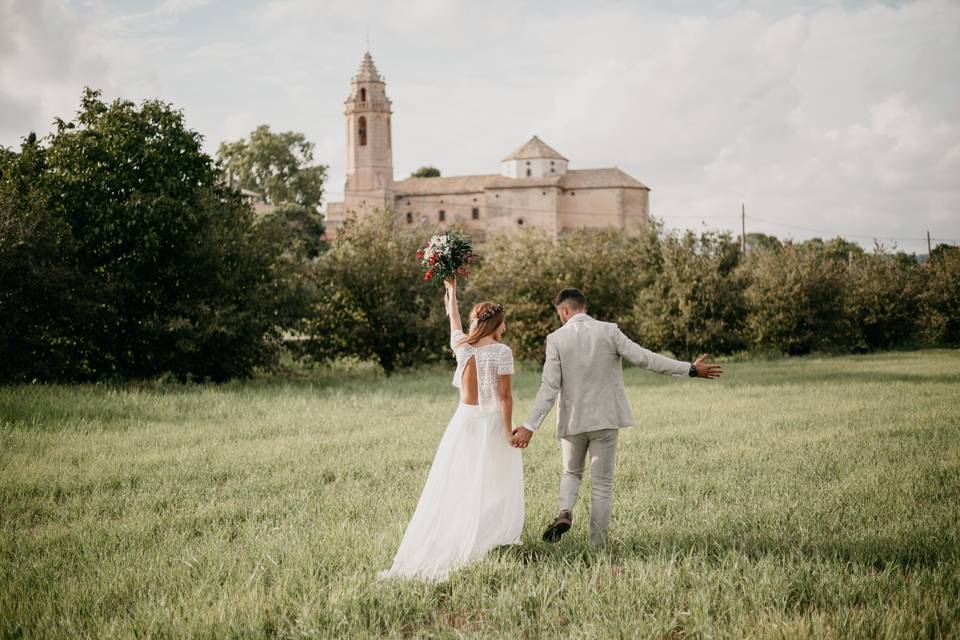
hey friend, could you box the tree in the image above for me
[923,245,960,345]
[410,166,441,178]
[256,203,327,259]
[628,230,748,359]
[0,135,98,381]
[800,236,865,263]
[745,232,782,254]
[217,124,327,208]
[300,209,448,373]
[744,243,855,355]
[930,243,958,262]
[469,224,663,361]
[846,245,925,350]
[0,89,302,382]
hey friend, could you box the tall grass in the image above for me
[1,350,959,638]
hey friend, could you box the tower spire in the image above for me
[354,51,383,83]
[343,51,394,216]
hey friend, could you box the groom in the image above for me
[512,288,722,545]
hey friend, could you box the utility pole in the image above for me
[741,204,746,255]
[927,230,933,262]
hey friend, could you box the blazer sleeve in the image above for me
[612,325,690,377]
[523,334,562,431]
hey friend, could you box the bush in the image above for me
[744,243,856,355]
[847,246,925,350]
[923,246,960,346]
[467,225,661,360]
[299,210,448,372]
[626,230,747,359]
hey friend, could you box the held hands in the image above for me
[511,426,533,449]
[692,353,723,379]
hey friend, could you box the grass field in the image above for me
[1,350,959,638]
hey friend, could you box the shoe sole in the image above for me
[543,521,571,543]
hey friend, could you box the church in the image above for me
[324,52,651,240]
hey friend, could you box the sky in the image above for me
[1,0,958,253]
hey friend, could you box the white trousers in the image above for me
[558,428,619,545]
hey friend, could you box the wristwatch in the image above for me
[688,364,698,378]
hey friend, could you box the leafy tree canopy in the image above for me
[0,89,303,382]
[411,166,441,178]
[218,124,327,209]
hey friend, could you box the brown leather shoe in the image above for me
[542,510,572,543]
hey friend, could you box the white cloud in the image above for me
[0,0,109,143]
[1,0,957,251]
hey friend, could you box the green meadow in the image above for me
[1,350,959,638]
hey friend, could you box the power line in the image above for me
[746,216,958,244]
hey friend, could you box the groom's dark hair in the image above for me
[554,288,586,310]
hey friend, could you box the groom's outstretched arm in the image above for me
[612,326,691,377]
[522,335,562,432]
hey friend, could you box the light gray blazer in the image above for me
[523,314,691,438]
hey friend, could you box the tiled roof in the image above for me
[395,174,497,195]
[501,135,568,161]
[561,168,649,190]
[393,167,648,196]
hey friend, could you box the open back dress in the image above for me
[379,329,524,581]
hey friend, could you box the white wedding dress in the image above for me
[379,329,525,581]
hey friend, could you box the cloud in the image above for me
[1,0,957,251]
[0,0,110,143]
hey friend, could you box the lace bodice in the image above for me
[450,329,514,408]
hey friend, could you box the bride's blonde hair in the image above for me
[458,301,505,347]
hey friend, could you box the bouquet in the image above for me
[417,231,475,285]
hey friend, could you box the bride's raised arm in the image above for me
[443,278,463,335]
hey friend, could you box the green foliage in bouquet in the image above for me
[417,231,474,285]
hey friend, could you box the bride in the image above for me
[379,277,524,581]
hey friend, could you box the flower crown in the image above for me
[476,304,504,323]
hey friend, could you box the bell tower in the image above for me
[344,51,395,215]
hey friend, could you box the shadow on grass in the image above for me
[496,530,958,571]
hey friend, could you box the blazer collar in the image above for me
[566,313,592,324]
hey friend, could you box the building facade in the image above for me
[325,52,651,240]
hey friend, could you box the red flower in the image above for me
[425,270,433,280]
[416,249,424,259]
[428,255,437,265]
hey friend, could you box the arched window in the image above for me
[406,212,413,224]
[526,168,532,177]
[358,116,367,146]
[438,210,446,222]
[360,88,366,102]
